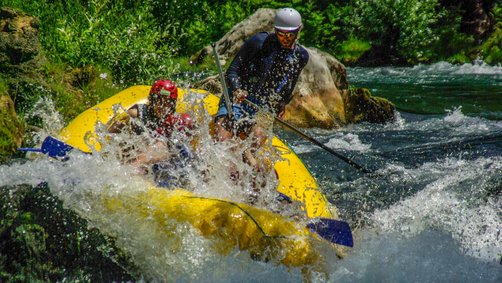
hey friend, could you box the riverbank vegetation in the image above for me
[3,0,501,86]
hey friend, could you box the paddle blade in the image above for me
[307,218,353,247]
[41,136,73,158]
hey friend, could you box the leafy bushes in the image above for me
[480,3,502,65]
[2,0,500,86]
[347,0,474,64]
[3,0,177,85]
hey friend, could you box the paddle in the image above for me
[244,99,372,174]
[211,42,234,118]
[277,193,353,247]
[274,115,371,173]
[18,136,74,158]
[307,218,353,247]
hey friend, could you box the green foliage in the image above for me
[350,0,443,63]
[340,37,371,63]
[2,0,500,90]
[429,4,475,63]
[297,1,352,54]
[151,0,277,56]
[346,0,484,64]
[480,27,502,65]
[3,0,178,85]
[493,2,502,26]
[52,0,179,85]
[480,3,502,65]
[41,62,120,120]
[180,2,249,55]
[0,78,7,95]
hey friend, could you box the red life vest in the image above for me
[156,113,194,137]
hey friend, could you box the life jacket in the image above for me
[156,113,195,138]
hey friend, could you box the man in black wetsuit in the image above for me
[214,7,309,171]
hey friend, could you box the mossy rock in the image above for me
[0,183,140,282]
[0,95,24,163]
[344,88,395,124]
[0,7,42,76]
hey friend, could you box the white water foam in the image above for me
[325,133,372,153]
[442,107,502,135]
[411,60,502,75]
[2,95,316,281]
[1,145,307,281]
[290,131,372,155]
[348,60,502,85]
[383,106,501,139]
[370,156,502,262]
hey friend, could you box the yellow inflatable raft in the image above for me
[56,86,350,268]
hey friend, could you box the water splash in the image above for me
[0,152,301,281]
[25,97,66,144]
[370,156,502,262]
[325,133,372,153]
[3,90,315,280]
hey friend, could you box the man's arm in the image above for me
[107,106,139,133]
[226,33,268,94]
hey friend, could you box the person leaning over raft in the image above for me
[214,7,309,172]
[107,80,195,177]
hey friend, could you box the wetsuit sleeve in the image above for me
[107,111,133,133]
[225,33,266,94]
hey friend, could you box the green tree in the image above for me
[348,0,477,64]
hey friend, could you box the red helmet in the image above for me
[150,80,178,99]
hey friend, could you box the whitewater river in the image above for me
[1,61,501,282]
[277,61,502,282]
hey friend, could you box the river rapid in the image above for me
[280,61,502,282]
[1,61,501,282]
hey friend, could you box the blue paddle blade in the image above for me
[307,218,354,247]
[41,136,73,158]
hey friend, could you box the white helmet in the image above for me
[274,8,302,31]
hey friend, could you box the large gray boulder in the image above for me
[192,8,276,67]
[193,8,394,128]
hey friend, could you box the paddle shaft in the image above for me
[17,148,43,152]
[244,99,371,173]
[274,117,371,173]
[211,42,233,118]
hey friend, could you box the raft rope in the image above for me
[185,195,289,240]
